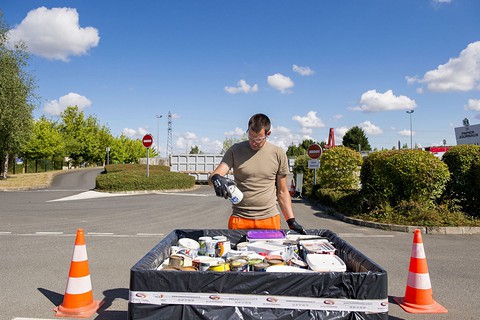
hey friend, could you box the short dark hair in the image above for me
[248,113,271,133]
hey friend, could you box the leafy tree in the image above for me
[342,126,371,151]
[189,145,202,154]
[109,135,145,164]
[286,143,305,157]
[0,14,37,178]
[221,135,246,154]
[319,146,363,190]
[59,106,87,166]
[21,116,64,160]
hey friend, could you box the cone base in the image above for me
[54,299,105,318]
[393,296,448,314]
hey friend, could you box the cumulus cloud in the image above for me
[464,98,480,111]
[398,129,415,136]
[292,64,315,76]
[122,127,148,139]
[407,41,480,92]
[7,7,100,61]
[267,73,294,93]
[44,92,92,116]
[292,111,325,128]
[224,127,245,137]
[224,80,258,94]
[174,133,222,153]
[359,121,383,135]
[350,89,416,112]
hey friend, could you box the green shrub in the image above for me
[292,154,317,197]
[318,146,362,190]
[442,145,480,217]
[360,149,450,207]
[96,164,194,191]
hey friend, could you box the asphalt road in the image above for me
[1,168,478,320]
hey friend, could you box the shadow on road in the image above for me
[38,287,63,307]
[94,288,129,320]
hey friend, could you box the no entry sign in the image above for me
[307,144,322,159]
[142,134,154,148]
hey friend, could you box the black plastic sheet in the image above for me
[128,229,388,320]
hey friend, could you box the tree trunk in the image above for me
[2,153,9,179]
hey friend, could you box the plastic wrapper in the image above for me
[128,229,388,320]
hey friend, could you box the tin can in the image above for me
[214,236,231,257]
[206,239,217,257]
[168,255,184,269]
[266,259,286,266]
[230,259,248,272]
[198,236,212,256]
[253,262,270,272]
[209,262,230,272]
[180,266,198,271]
[193,256,220,271]
[247,258,264,271]
[169,245,181,255]
[178,238,200,258]
[236,242,249,251]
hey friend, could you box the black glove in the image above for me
[211,174,235,199]
[287,218,307,235]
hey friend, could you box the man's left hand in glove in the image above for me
[287,218,307,235]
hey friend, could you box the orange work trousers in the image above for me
[228,215,281,230]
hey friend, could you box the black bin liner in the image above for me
[128,229,388,320]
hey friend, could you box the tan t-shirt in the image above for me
[221,141,290,219]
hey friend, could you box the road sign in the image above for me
[307,144,322,159]
[142,134,154,148]
[308,159,320,169]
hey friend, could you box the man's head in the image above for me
[247,113,271,150]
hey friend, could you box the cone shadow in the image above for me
[38,287,64,306]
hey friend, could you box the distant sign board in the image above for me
[455,123,480,146]
[308,159,320,169]
[307,144,322,159]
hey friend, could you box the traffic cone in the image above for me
[54,228,104,318]
[393,229,448,314]
[289,179,296,197]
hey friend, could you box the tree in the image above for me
[189,145,202,154]
[59,106,87,166]
[0,14,37,179]
[21,116,64,161]
[342,126,371,151]
[221,135,246,154]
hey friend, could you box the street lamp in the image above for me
[406,110,414,149]
[156,115,162,157]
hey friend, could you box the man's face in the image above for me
[248,128,269,150]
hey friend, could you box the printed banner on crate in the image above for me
[130,290,388,313]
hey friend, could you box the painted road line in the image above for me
[339,233,395,238]
[35,231,64,235]
[154,192,211,197]
[137,233,165,236]
[12,318,54,320]
[0,232,12,235]
[47,190,132,202]
[88,232,114,235]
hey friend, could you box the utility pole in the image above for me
[156,114,162,157]
[406,110,414,149]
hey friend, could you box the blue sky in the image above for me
[3,0,480,154]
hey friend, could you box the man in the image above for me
[209,113,307,234]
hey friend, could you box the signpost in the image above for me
[307,144,322,185]
[142,134,154,177]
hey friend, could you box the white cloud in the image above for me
[359,121,383,135]
[432,0,452,3]
[292,111,325,128]
[333,114,343,120]
[183,132,197,140]
[224,80,258,94]
[408,41,480,92]
[292,64,315,76]
[464,98,480,111]
[350,89,416,112]
[121,127,148,139]
[7,7,100,62]
[224,127,245,137]
[267,73,294,93]
[44,92,92,116]
[335,127,349,145]
[398,129,415,136]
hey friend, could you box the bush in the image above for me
[442,145,480,217]
[96,164,195,191]
[360,149,450,207]
[292,154,316,197]
[318,146,362,190]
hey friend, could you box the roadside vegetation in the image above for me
[95,164,195,192]
[293,142,480,227]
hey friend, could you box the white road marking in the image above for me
[0,232,164,238]
[35,231,63,235]
[339,233,395,238]
[47,190,132,202]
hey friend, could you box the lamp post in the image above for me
[156,115,162,157]
[406,110,414,149]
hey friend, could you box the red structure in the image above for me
[325,128,335,148]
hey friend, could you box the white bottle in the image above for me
[227,185,243,204]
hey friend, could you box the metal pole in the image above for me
[156,115,162,157]
[406,110,414,149]
[146,148,150,177]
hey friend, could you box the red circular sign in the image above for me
[307,144,322,159]
[142,134,154,148]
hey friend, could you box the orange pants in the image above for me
[228,215,281,230]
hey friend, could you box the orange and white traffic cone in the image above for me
[289,179,296,197]
[54,228,104,318]
[393,229,448,314]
